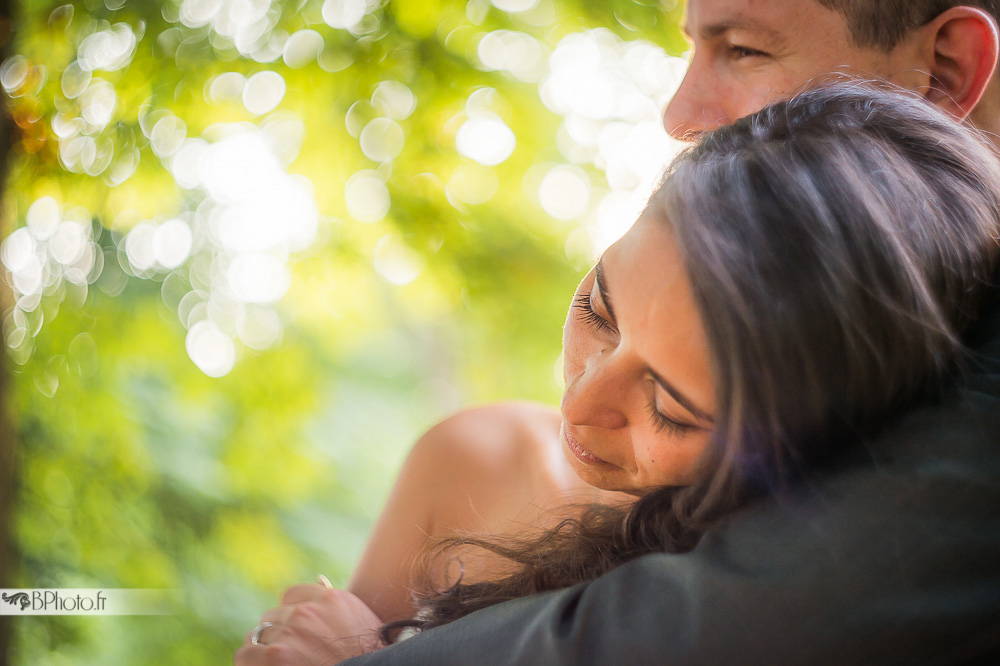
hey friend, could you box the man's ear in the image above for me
[922,6,999,119]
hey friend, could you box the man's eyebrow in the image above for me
[596,257,714,425]
[650,370,715,425]
[684,16,784,42]
[595,258,617,325]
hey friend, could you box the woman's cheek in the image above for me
[644,430,713,487]
[561,317,584,383]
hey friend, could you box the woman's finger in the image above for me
[237,588,383,664]
[234,640,308,666]
[279,582,327,605]
[258,606,291,627]
[241,618,285,647]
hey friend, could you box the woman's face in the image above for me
[561,212,715,496]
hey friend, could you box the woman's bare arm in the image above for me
[347,403,566,623]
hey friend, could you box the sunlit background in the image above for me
[0,0,688,662]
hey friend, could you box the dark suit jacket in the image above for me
[347,302,1000,665]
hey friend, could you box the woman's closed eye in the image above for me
[648,402,697,437]
[575,290,699,437]
[574,292,616,334]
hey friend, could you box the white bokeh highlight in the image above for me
[477,30,546,82]
[456,114,516,166]
[322,0,368,30]
[538,165,590,220]
[242,71,286,115]
[359,118,405,162]
[77,23,137,72]
[345,170,391,223]
[4,21,691,378]
[186,320,237,378]
[179,0,287,62]
[113,118,320,376]
[539,29,687,255]
[2,198,103,363]
[374,235,423,285]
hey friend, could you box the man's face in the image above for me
[663,0,914,138]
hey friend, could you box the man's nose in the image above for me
[661,66,726,141]
[561,352,628,431]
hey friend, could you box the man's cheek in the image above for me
[723,67,799,118]
[707,73,757,123]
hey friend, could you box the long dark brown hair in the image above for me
[383,83,1000,642]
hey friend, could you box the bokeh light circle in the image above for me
[185,320,237,378]
[455,114,516,166]
[345,170,391,223]
[490,0,540,12]
[26,197,61,240]
[283,30,325,69]
[242,71,286,115]
[322,0,367,30]
[359,118,405,162]
[371,81,416,120]
[374,235,423,285]
[539,165,591,220]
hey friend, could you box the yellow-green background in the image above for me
[0,0,686,662]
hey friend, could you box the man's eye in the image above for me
[729,45,766,60]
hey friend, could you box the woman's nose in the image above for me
[561,352,628,431]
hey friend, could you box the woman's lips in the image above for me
[564,428,610,465]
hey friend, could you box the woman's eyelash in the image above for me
[574,292,615,333]
[647,402,695,437]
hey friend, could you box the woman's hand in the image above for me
[234,577,385,666]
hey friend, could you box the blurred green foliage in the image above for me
[0,0,686,662]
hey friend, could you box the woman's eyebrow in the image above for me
[598,257,715,425]
[650,370,715,425]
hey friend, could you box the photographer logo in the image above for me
[1,592,29,611]
[0,589,172,615]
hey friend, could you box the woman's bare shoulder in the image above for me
[418,401,561,464]
[407,401,575,534]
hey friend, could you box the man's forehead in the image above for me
[683,0,844,40]
[683,12,783,40]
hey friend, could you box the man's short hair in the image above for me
[818,0,1000,50]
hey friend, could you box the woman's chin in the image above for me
[561,443,626,492]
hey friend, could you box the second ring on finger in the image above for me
[247,610,287,646]
[250,621,274,646]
